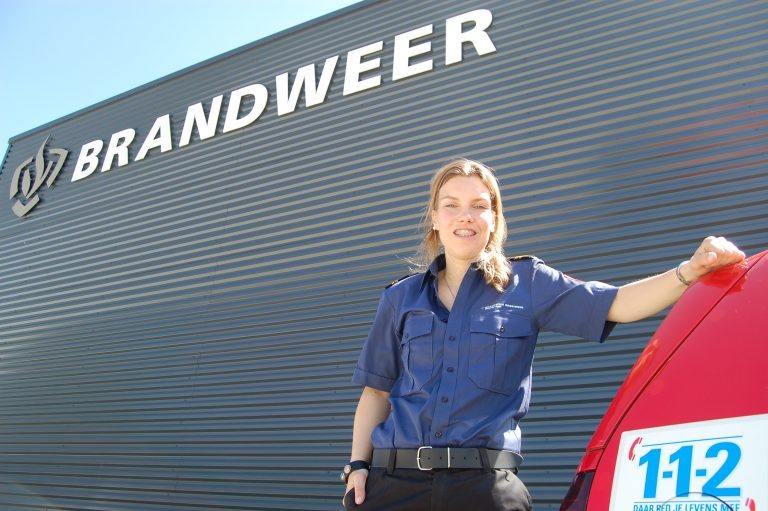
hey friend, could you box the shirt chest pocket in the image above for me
[400,313,434,392]
[468,313,533,396]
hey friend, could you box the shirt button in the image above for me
[447,367,454,373]
[434,432,442,438]
[441,396,448,403]
[404,333,410,339]
[449,336,455,341]
[499,326,505,333]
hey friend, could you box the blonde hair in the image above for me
[417,158,510,292]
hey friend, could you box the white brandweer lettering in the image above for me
[69,9,497,184]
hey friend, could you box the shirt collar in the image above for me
[422,254,482,289]
[421,254,445,289]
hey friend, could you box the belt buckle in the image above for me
[416,446,432,471]
[416,446,451,470]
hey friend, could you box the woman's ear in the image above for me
[431,210,438,230]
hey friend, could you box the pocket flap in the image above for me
[402,313,433,341]
[470,312,532,338]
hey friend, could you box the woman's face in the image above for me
[431,175,496,265]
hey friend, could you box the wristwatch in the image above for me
[340,460,370,484]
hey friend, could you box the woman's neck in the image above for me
[442,255,472,289]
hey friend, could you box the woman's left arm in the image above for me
[607,236,746,323]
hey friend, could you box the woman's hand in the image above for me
[344,386,390,507]
[343,468,369,506]
[678,236,746,284]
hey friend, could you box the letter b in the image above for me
[71,140,104,182]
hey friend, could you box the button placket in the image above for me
[428,270,477,445]
[430,317,463,443]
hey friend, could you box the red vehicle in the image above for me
[561,250,768,511]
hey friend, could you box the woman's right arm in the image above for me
[346,386,391,506]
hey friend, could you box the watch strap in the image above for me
[342,460,370,484]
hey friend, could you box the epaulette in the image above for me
[385,273,419,289]
[509,254,535,261]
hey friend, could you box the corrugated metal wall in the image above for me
[0,1,766,509]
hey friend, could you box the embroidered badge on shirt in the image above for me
[481,303,526,312]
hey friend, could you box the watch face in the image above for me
[341,464,351,483]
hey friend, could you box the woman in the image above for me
[342,159,744,510]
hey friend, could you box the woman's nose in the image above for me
[458,209,474,221]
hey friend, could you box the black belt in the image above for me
[371,447,523,471]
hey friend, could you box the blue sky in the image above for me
[0,0,360,152]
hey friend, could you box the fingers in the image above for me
[700,236,745,265]
[353,469,368,505]
[342,470,368,507]
[688,236,746,277]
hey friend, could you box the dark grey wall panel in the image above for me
[1,0,767,509]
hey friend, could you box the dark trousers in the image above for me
[343,467,533,511]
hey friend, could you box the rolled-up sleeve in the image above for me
[530,259,619,342]
[352,292,402,391]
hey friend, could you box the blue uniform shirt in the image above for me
[352,255,619,453]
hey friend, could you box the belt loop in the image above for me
[386,449,396,474]
[478,448,491,470]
